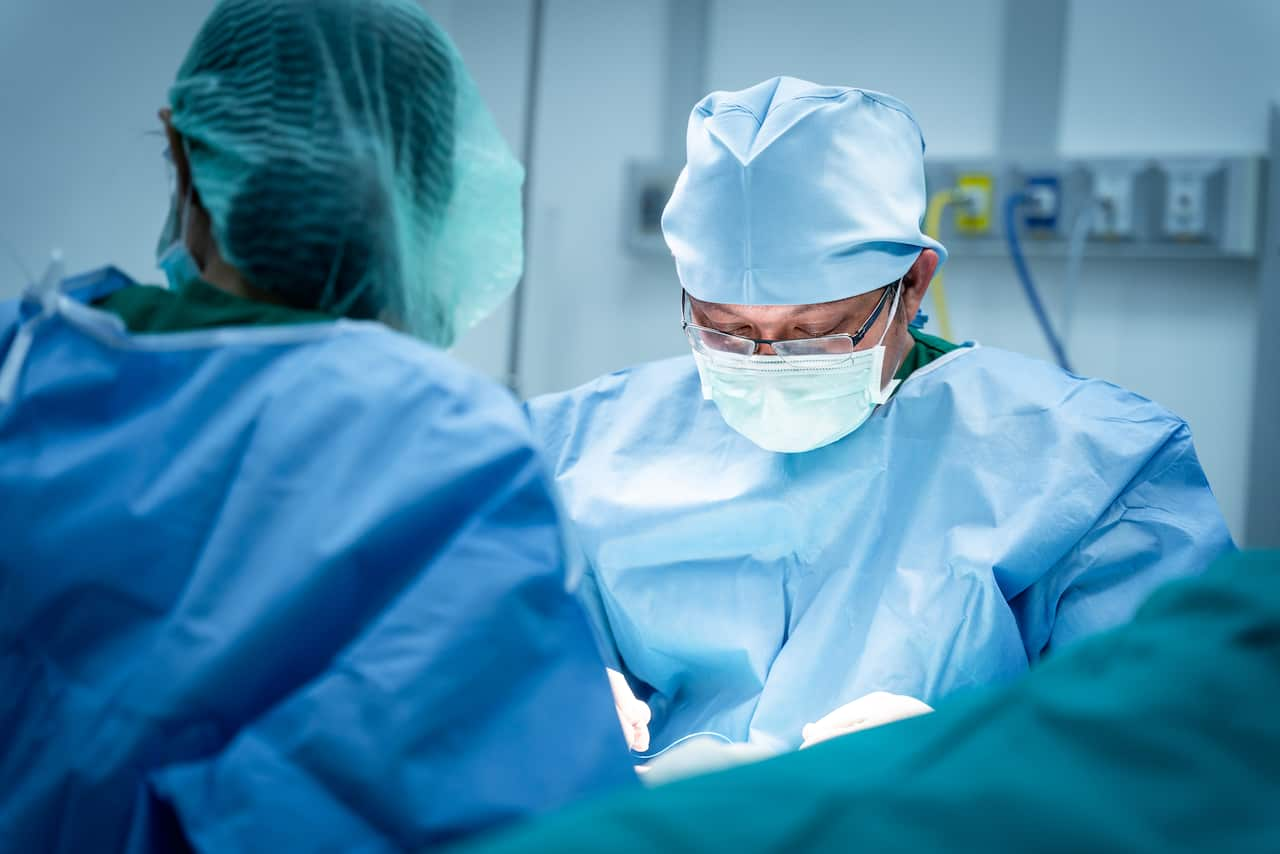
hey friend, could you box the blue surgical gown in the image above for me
[0,269,634,852]
[527,346,1235,753]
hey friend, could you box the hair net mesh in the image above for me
[166,0,523,346]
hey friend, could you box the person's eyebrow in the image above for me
[695,303,751,321]
[694,301,847,321]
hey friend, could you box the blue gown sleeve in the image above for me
[1011,422,1235,661]
[138,404,636,850]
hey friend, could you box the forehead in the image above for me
[689,289,877,321]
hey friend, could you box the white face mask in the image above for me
[691,287,902,454]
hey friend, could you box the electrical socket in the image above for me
[1161,158,1219,240]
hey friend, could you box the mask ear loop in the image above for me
[872,278,907,404]
[875,278,904,348]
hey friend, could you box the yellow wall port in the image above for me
[955,173,994,234]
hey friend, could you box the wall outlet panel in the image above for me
[923,155,1264,259]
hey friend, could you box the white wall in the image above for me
[1061,0,1280,156]
[0,0,216,295]
[510,0,675,399]
[706,0,1005,158]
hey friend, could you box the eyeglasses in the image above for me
[682,281,899,366]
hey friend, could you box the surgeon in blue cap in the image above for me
[528,77,1235,756]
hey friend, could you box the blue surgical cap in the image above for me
[662,76,947,306]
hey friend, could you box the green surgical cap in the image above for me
[166,0,524,346]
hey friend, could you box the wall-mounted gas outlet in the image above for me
[954,173,993,234]
[1090,161,1143,239]
[1161,158,1219,241]
[1022,174,1061,231]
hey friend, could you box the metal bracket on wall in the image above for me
[1246,106,1280,547]
[622,0,707,258]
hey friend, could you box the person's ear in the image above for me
[899,249,939,326]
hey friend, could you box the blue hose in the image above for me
[1003,193,1073,373]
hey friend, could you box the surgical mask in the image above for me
[692,287,903,454]
[156,235,202,294]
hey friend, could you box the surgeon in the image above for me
[529,77,1234,756]
[0,2,634,851]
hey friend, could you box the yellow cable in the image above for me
[923,190,956,341]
